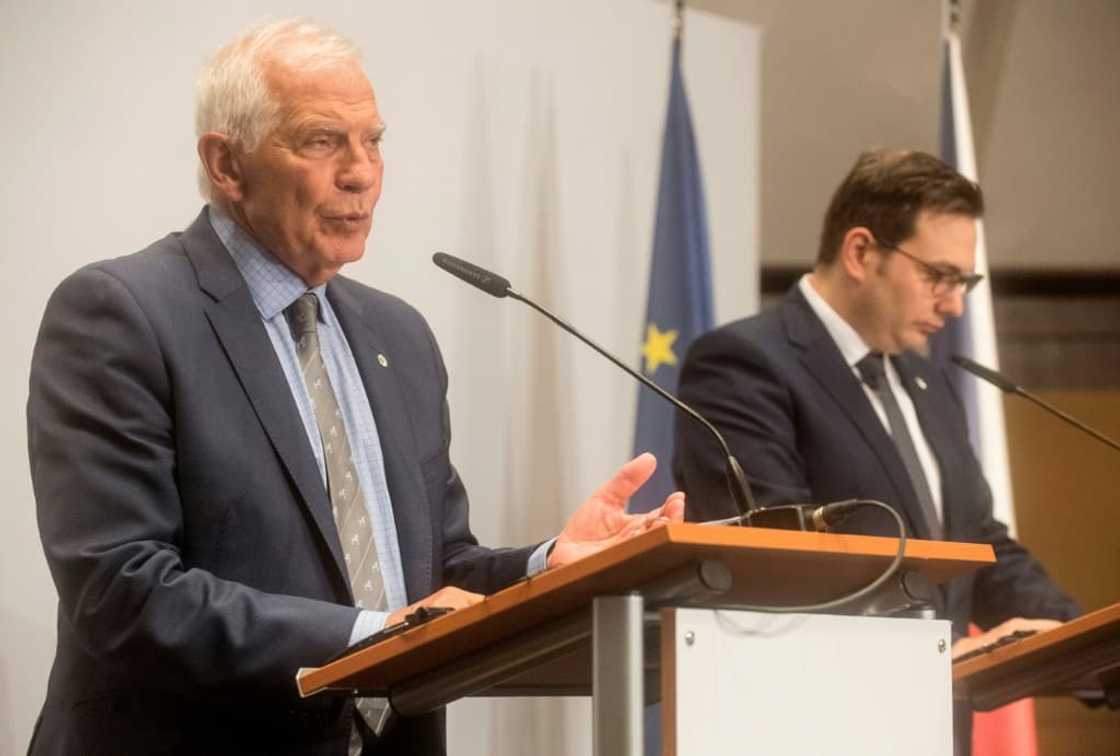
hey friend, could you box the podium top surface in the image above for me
[298,522,994,697]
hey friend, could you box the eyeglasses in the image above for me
[873,238,984,296]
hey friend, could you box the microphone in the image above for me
[952,354,1120,453]
[433,251,759,522]
[702,500,864,532]
[433,253,511,298]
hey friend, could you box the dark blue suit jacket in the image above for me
[672,286,1078,639]
[28,209,535,755]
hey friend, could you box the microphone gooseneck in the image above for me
[952,354,1120,453]
[950,354,1017,393]
[433,252,758,520]
[434,253,928,616]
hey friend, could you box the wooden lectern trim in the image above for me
[661,608,678,756]
[297,523,994,698]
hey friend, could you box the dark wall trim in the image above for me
[760,266,810,295]
[760,266,1120,298]
[985,270,1120,298]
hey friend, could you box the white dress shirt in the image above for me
[798,275,943,522]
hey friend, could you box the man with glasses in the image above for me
[672,148,1077,751]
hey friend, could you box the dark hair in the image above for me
[816,149,984,265]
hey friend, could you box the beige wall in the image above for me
[1006,391,1120,752]
[693,0,1120,270]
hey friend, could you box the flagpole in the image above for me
[673,0,684,41]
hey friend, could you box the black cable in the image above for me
[718,499,910,614]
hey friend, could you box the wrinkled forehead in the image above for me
[263,57,380,121]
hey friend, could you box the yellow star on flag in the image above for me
[641,323,679,375]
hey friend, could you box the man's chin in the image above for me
[906,332,932,356]
[317,239,369,267]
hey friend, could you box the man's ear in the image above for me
[197,133,246,203]
[838,226,876,284]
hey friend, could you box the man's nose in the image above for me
[337,139,379,193]
[937,286,967,318]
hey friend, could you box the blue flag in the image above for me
[630,37,714,513]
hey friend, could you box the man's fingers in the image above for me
[389,586,484,625]
[429,586,485,609]
[657,491,686,521]
[951,617,1063,660]
[631,493,686,533]
[592,452,657,506]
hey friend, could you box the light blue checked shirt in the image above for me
[209,206,403,643]
[208,206,550,646]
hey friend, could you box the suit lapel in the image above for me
[781,288,931,538]
[328,281,433,602]
[181,210,350,586]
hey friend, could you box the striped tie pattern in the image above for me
[288,293,390,750]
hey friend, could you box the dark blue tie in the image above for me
[856,353,943,540]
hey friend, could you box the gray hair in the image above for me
[194,18,363,200]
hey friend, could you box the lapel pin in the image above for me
[915,376,928,391]
[377,353,389,368]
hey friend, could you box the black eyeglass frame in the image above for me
[872,237,984,296]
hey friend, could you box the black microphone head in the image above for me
[433,252,512,298]
[951,354,1018,393]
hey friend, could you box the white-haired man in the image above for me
[28,19,683,756]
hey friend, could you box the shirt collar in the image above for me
[207,204,326,321]
[797,273,872,368]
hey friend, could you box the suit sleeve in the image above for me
[939,374,1081,627]
[970,514,1081,628]
[28,267,359,693]
[673,327,814,521]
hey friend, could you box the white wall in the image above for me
[0,1,759,753]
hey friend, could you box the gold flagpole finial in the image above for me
[673,0,685,41]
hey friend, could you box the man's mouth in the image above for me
[322,213,372,233]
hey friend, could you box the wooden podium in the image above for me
[953,601,1120,711]
[297,523,994,754]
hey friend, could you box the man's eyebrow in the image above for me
[930,262,980,280]
[290,120,344,136]
[291,119,386,136]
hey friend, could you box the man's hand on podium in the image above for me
[951,617,1063,661]
[547,452,686,569]
[384,586,484,627]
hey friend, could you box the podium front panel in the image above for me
[663,609,953,755]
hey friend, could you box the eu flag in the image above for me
[629,36,714,514]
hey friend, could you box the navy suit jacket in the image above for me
[672,286,1078,640]
[28,209,535,755]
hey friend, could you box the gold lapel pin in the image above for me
[915,376,928,391]
[377,353,389,368]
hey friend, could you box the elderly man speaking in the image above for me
[27,19,683,756]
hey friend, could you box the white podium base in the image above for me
[664,609,953,756]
